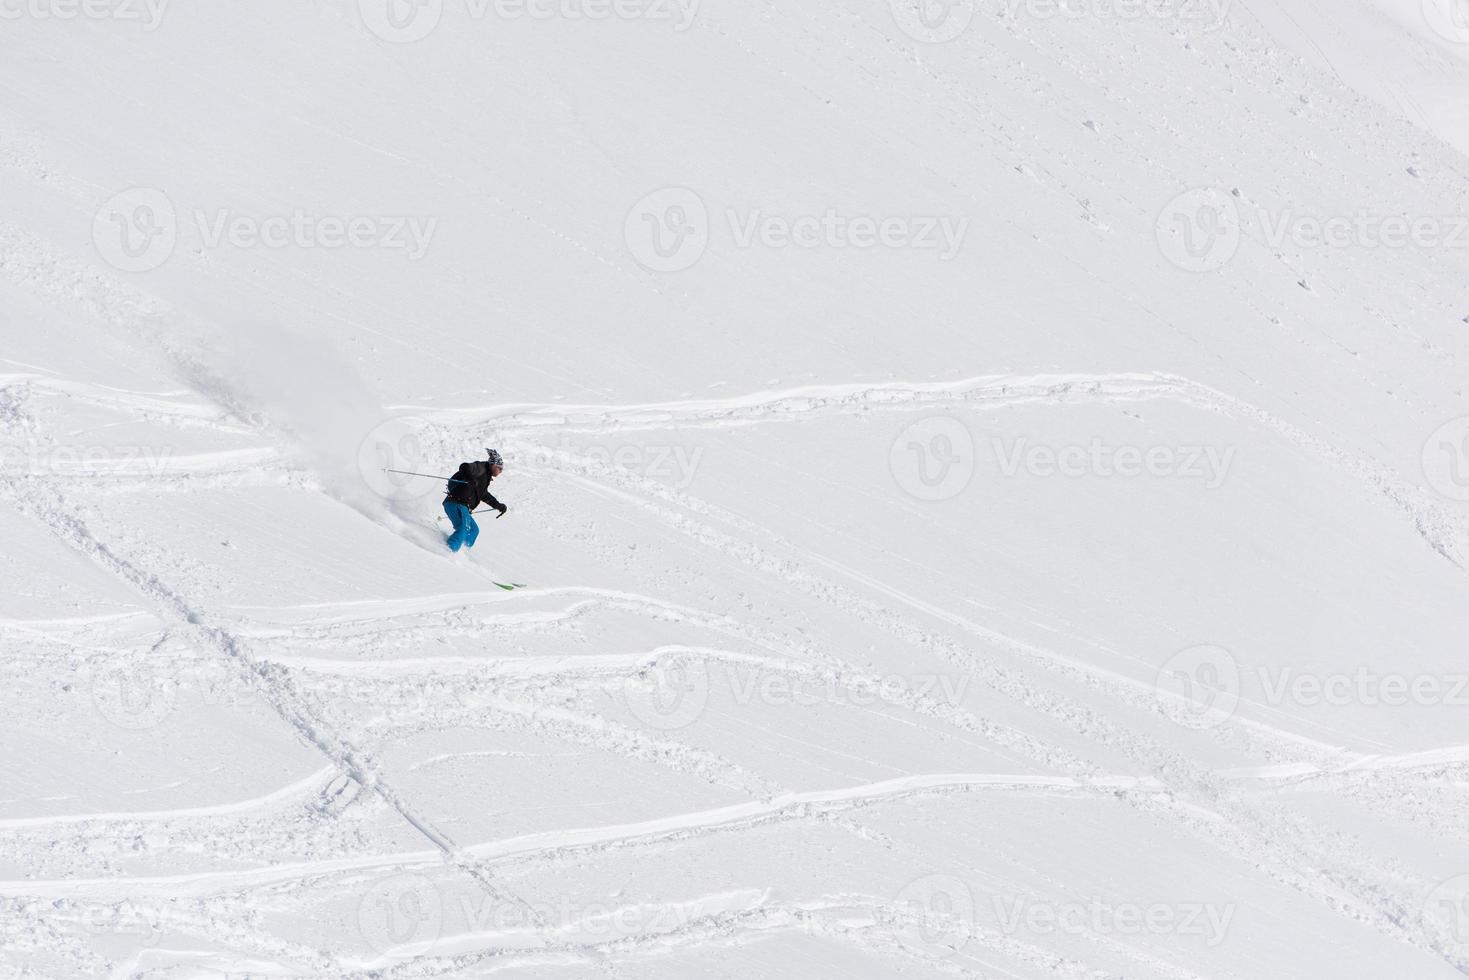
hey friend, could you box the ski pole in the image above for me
[384,468,468,484]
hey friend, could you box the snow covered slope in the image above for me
[3,1,1469,977]
[1237,0,1469,154]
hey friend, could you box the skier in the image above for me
[443,449,508,552]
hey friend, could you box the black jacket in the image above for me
[446,461,502,511]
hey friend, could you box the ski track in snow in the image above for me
[0,767,339,832]
[0,773,1164,900]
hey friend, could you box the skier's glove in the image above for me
[495,503,508,519]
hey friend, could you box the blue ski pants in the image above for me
[444,501,479,551]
